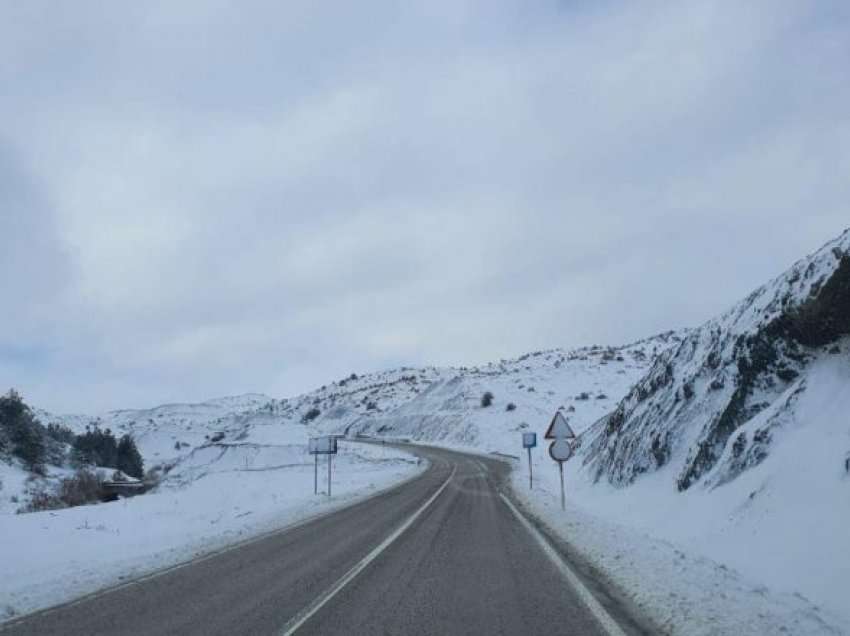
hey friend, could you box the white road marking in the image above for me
[500,493,628,636]
[280,465,457,635]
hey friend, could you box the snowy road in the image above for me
[0,445,647,636]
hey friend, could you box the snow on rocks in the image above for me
[584,229,850,491]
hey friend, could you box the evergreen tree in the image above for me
[0,389,26,453]
[73,426,119,468]
[0,389,47,472]
[46,423,76,445]
[117,434,144,479]
[13,419,46,472]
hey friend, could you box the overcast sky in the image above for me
[2,1,848,413]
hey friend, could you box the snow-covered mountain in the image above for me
[583,228,850,491]
[342,335,683,452]
[32,335,684,486]
[35,393,273,467]
[34,228,850,500]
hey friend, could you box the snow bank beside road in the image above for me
[0,442,422,621]
[510,460,850,636]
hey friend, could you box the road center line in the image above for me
[279,464,457,636]
[499,493,628,636]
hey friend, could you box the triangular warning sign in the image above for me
[545,411,576,440]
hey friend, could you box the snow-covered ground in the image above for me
[0,440,422,621]
[385,347,850,633]
[373,350,850,635]
[379,367,850,636]
[512,467,848,636]
[537,349,850,629]
[509,368,850,636]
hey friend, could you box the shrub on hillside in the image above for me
[18,488,61,513]
[505,403,516,412]
[59,470,104,507]
[18,470,104,513]
[481,392,494,408]
[302,407,321,423]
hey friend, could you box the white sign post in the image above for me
[544,412,576,510]
[522,432,537,490]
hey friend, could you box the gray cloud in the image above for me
[1,1,848,411]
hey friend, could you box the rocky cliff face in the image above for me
[584,229,850,491]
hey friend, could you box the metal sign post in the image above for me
[522,432,537,490]
[309,438,318,495]
[545,412,576,510]
[308,436,338,496]
[558,461,565,510]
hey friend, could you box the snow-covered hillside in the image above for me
[35,393,273,468]
[541,228,850,628]
[520,345,850,633]
[8,333,684,523]
[347,335,683,452]
[583,228,850,491]
[29,332,685,487]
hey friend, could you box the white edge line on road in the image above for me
[499,493,628,636]
[280,464,457,636]
[0,450,430,632]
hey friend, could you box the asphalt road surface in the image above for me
[1,444,648,636]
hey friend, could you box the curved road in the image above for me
[0,444,648,635]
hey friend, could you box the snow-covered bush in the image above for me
[17,470,104,513]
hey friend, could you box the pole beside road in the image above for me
[522,432,537,490]
[308,435,338,496]
[544,412,576,510]
[558,461,565,510]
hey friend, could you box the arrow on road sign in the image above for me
[544,411,576,440]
